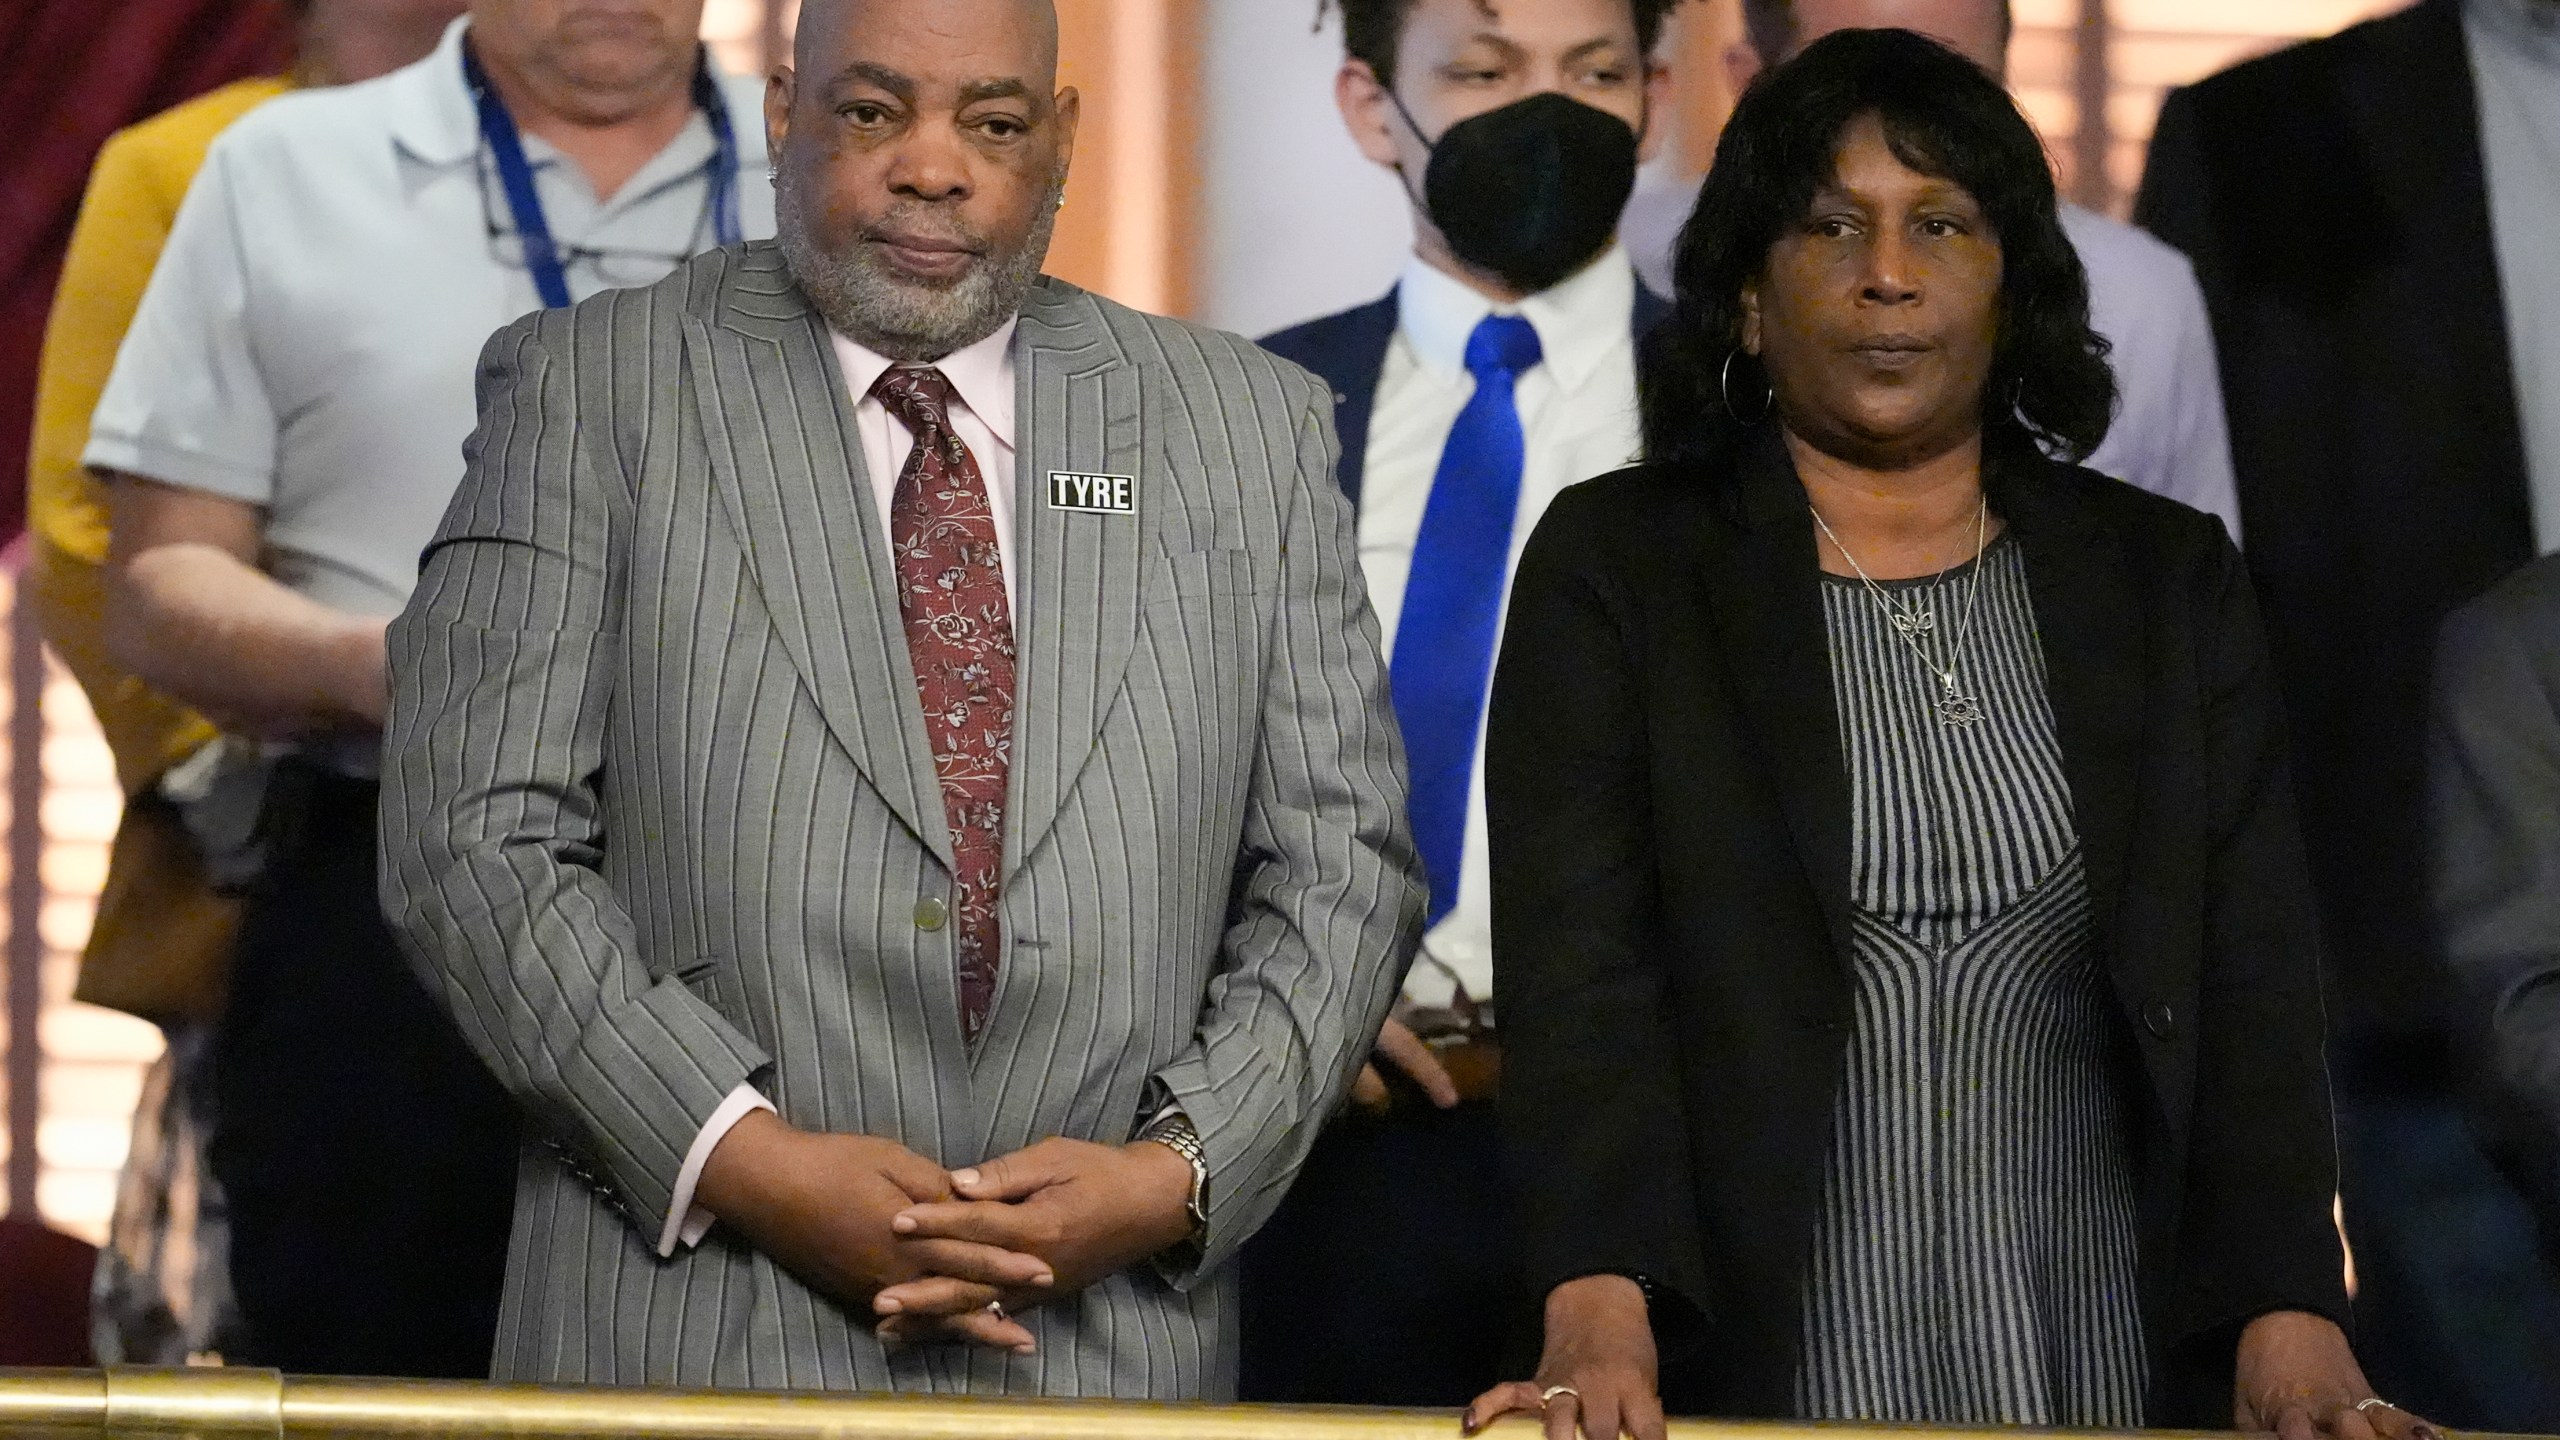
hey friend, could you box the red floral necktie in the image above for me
[872,366,1015,1043]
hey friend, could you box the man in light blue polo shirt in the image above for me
[85,0,772,1379]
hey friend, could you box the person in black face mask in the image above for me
[1240,0,1690,1412]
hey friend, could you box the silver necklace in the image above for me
[1812,499,1991,727]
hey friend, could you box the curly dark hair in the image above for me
[1317,0,1692,87]
[1641,26,2113,474]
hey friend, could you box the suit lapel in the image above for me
[1633,284,1672,337]
[1004,278,1147,880]
[683,246,950,863]
[1703,432,1857,964]
[1257,293,1396,506]
[1996,458,2146,943]
[2342,0,2536,546]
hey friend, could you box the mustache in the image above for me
[548,10,672,41]
[549,1,671,26]
[860,206,993,256]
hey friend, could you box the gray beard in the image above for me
[774,164,1060,362]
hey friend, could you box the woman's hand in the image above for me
[2235,1310,2441,1440]
[1463,1274,1662,1440]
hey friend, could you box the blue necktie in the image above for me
[1391,314,1544,927]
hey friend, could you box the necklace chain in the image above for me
[1811,499,1991,727]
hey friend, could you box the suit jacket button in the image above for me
[2144,1002,2177,1040]
[915,897,950,932]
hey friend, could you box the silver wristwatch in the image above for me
[1137,1109,1210,1250]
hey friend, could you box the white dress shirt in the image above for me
[833,320,1023,609]
[659,321,1020,1256]
[2059,202,2244,543]
[2468,0,2560,551]
[1360,247,1645,1011]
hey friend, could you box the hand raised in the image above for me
[694,1111,1051,1350]
[870,1136,1194,1338]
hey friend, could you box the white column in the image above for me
[1193,1,1412,338]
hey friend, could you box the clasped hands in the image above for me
[694,1109,1195,1354]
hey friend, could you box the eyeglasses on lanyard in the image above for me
[460,36,744,308]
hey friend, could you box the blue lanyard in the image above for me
[461,39,743,309]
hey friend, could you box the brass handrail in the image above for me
[0,1368,2510,1440]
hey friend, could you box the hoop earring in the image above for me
[1721,349,1774,426]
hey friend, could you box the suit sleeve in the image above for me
[2136,87,2219,288]
[379,311,772,1239]
[1485,495,1709,1315]
[2430,591,2560,1207]
[1147,379,1426,1280]
[2177,531,2350,1343]
[2135,85,2250,548]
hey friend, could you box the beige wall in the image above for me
[1654,0,2411,215]
[698,0,2419,320]
[2010,0,2411,213]
[1048,0,1200,317]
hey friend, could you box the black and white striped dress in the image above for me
[1794,532,2148,1426]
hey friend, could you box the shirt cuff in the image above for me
[657,1083,776,1258]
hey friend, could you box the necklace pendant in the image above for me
[1936,690,1985,727]
[1891,610,1938,638]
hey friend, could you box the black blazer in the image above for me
[1486,432,2349,1423]
[2136,0,2536,1044]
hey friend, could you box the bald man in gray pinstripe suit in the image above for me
[379,0,1422,1397]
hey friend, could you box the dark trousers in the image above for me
[1238,1099,1528,1406]
[209,766,518,1378]
[2333,1035,2560,1432]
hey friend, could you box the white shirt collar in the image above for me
[832,319,1021,450]
[385,16,480,168]
[1394,244,1637,394]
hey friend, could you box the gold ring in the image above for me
[1539,1385,1581,1407]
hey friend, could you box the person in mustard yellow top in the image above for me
[32,75,281,1014]
[24,0,463,1362]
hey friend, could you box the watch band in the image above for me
[1137,1110,1210,1241]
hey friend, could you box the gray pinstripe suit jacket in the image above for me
[377,242,1424,1397]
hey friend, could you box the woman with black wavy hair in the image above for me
[1463,28,2420,1440]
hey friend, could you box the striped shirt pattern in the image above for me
[1795,534,2148,1425]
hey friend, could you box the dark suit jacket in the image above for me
[1486,431,2349,1423]
[2429,554,2560,1235]
[2136,0,2536,1046]
[1259,283,1671,506]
